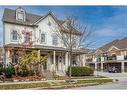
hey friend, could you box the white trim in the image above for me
[52,33,58,46]
[39,31,47,44]
[108,45,120,52]
[34,12,58,25]
[10,29,19,42]
[95,49,103,54]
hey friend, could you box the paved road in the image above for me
[71,81,127,89]
[71,72,127,89]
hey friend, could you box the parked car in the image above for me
[108,66,118,73]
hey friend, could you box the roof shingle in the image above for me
[98,37,127,52]
[2,8,81,35]
[2,8,42,26]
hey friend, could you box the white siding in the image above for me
[4,15,80,49]
[4,23,34,45]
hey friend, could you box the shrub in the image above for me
[67,66,94,77]
[0,67,5,75]
[18,70,29,77]
[5,65,15,78]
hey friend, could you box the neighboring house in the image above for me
[2,7,86,75]
[86,37,127,73]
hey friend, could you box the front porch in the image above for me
[88,61,127,73]
[4,44,85,76]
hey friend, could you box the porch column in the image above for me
[53,51,56,72]
[95,62,97,71]
[3,48,6,67]
[121,61,125,73]
[101,62,103,72]
[79,55,81,66]
[82,55,86,66]
[65,52,69,71]
[6,50,10,66]
[95,62,98,76]
[37,50,40,61]
[47,53,51,71]
[76,55,80,66]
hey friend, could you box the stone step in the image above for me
[42,70,53,80]
[56,71,66,76]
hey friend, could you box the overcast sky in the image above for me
[0,6,127,49]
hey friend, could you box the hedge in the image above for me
[0,65,15,78]
[67,66,94,77]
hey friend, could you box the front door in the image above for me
[41,54,47,70]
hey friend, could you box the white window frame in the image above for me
[40,32,47,44]
[11,29,18,42]
[17,12,24,20]
[52,34,58,46]
[25,33,31,42]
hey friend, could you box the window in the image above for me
[11,30,18,41]
[41,33,46,43]
[73,39,77,48]
[25,33,31,42]
[17,12,24,20]
[52,34,58,45]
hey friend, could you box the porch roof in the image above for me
[4,44,87,54]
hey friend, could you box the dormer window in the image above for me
[17,12,24,20]
[16,7,26,21]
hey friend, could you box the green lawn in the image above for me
[0,82,50,89]
[77,79,113,84]
[0,78,114,89]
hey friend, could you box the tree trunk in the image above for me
[69,50,72,80]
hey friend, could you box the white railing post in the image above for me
[101,62,103,72]
[95,62,98,76]
[121,61,125,73]
[53,51,56,72]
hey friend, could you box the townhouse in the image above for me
[86,37,127,73]
[2,7,86,76]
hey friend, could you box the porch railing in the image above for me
[86,55,127,63]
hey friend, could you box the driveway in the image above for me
[95,71,127,82]
[70,72,127,89]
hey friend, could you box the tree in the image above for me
[8,27,47,77]
[52,15,92,80]
[15,50,47,76]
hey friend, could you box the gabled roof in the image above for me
[98,40,119,52]
[98,37,127,52]
[34,11,64,25]
[114,37,127,49]
[2,8,81,35]
[2,8,42,26]
[2,8,65,27]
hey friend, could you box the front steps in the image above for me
[42,70,53,80]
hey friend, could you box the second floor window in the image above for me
[52,34,58,45]
[73,39,77,48]
[41,33,46,43]
[25,33,31,42]
[11,30,18,41]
